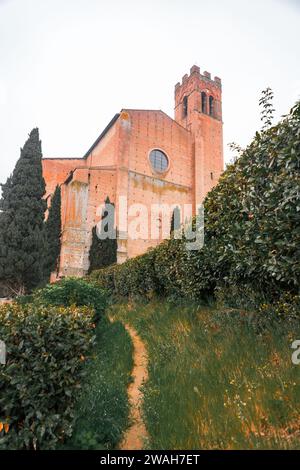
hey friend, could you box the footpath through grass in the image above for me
[66,316,133,449]
[109,300,300,450]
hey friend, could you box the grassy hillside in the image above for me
[66,316,133,450]
[110,300,300,450]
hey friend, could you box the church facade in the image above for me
[42,65,224,277]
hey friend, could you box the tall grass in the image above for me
[66,316,133,449]
[110,301,300,449]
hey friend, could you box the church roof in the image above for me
[82,109,188,159]
[44,109,187,162]
[82,113,120,159]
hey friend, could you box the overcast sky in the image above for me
[0,0,299,186]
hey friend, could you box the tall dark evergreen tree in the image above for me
[0,128,46,294]
[88,196,117,273]
[44,185,61,281]
[170,206,181,237]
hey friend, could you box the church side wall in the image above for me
[57,122,120,276]
[118,110,194,259]
[42,158,84,198]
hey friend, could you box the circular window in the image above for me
[149,149,169,173]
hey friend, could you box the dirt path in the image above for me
[119,323,149,450]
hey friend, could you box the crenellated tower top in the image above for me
[174,65,222,129]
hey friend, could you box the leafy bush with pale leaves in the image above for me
[0,302,96,449]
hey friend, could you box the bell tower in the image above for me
[174,65,224,206]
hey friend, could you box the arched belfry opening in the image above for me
[201,92,207,114]
[183,96,188,118]
[209,95,214,117]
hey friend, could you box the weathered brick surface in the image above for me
[43,66,224,276]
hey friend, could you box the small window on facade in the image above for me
[149,149,169,173]
[183,96,188,117]
[201,92,207,114]
[209,96,214,116]
[210,172,214,180]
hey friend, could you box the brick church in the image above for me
[42,65,224,277]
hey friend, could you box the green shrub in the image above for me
[89,264,118,294]
[259,293,300,322]
[90,102,300,305]
[91,249,160,299]
[34,277,109,322]
[215,284,269,310]
[0,302,96,449]
[15,294,34,305]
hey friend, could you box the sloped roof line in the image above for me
[45,108,189,162]
[83,108,189,160]
[82,113,120,159]
[121,108,189,132]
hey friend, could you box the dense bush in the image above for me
[90,102,300,304]
[33,277,109,322]
[259,293,300,322]
[214,284,270,310]
[90,249,159,299]
[0,302,96,449]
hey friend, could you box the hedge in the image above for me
[90,101,300,303]
[30,277,109,322]
[0,302,96,449]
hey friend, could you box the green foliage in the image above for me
[44,185,61,281]
[89,248,160,299]
[259,87,275,130]
[88,197,117,273]
[0,302,96,449]
[215,284,269,311]
[90,101,300,305]
[110,300,300,449]
[66,316,133,449]
[0,128,47,294]
[259,293,300,323]
[34,277,109,322]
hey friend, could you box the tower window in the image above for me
[201,92,207,114]
[210,172,214,180]
[149,149,169,173]
[209,96,214,116]
[183,96,188,118]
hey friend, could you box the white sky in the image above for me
[0,0,299,186]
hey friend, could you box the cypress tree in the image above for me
[170,206,181,236]
[0,128,46,294]
[88,197,117,273]
[44,185,61,281]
